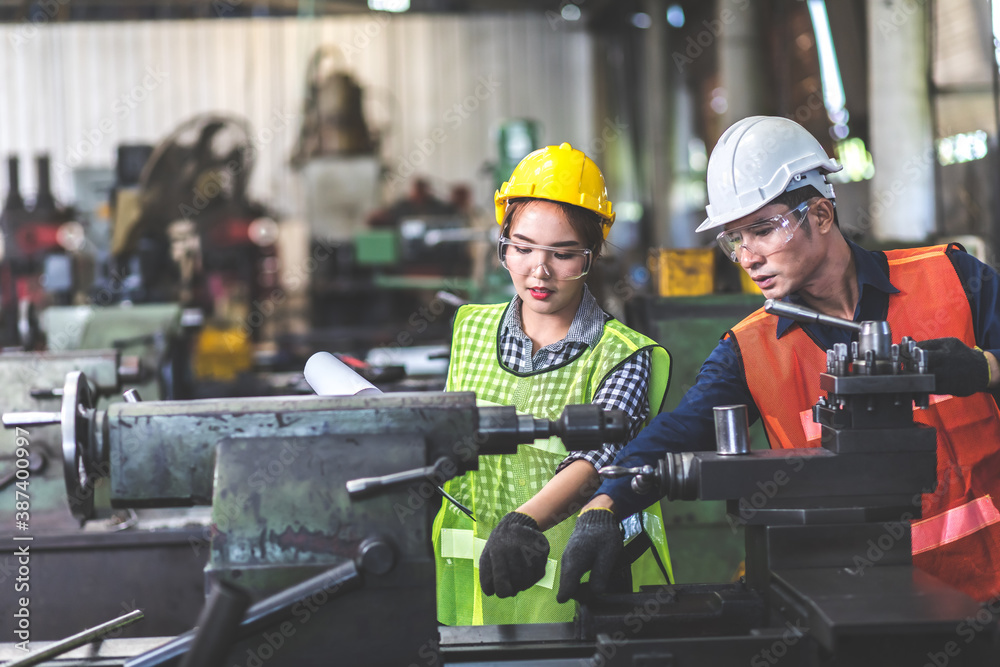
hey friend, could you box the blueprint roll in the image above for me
[304,351,382,397]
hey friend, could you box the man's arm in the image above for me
[557,335,759,601]
[948,249,1000,388]
[594,335,758,519]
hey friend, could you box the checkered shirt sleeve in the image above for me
[557,349,651,472]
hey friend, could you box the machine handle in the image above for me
[3,609,144,667]
[598,465,655,479]
[28,387,63,399]
[1,411,62,428]
[598,464,661,495]
[177,581,251,667]
[346,457,451,497]
[764,299,862,332]
[126,561,364,667]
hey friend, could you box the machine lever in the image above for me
[177,581,251,667]
[764,299,862,332]
[599,464,661,495]
[598,465,655,479]
[2,609,144,667]
[346,457,453,497]
[29,387,63,399]
[1,411,62,428]
[126,561,362,667]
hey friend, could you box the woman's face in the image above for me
[504,200,589,319]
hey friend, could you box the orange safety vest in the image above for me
[729,245,1000,602]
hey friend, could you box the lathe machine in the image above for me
[0,301,997,666]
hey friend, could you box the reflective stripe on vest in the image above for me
[911,495,1000,555]
[439,528,559,589]
[730,245,1000,599]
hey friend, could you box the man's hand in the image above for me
[915,337,990,396]
[479,512,550,598]
[556,507,621,604]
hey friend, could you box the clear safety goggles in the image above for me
[497,236,593,280]
[716,199,816,262]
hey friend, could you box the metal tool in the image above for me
[763,298,863,331]
[347,456,452,496]
[3,609,144,667]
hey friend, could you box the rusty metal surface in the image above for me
[202,432,438,666]
[107,392,477,507]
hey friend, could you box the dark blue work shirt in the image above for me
[601,239,1000,518]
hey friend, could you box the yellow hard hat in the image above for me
[494,142,616,238]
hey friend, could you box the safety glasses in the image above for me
[497,236,593,280]
[716,199,816,262]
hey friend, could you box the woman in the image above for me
[433,143,672,626]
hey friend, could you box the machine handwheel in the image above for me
[61,371,97,523]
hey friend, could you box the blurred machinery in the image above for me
[0,155,80,349]
[105,115,278,318]
[287,47,493,367]
[1,303,998,665]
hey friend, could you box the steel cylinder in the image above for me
[714,405,751,456]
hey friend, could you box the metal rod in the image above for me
[178,581,251,667]
[126,561,361,667]
[763,299,862,332]
[346,457,449,497]
[4,609,144,667]
[1,411,62,428]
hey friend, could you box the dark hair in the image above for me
[500,198,607,259]
[770,185,839,228]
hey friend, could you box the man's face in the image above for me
[723,202,823,300]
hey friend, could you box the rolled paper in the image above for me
[304,351,382,397]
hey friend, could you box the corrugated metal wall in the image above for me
[0,14,596,218]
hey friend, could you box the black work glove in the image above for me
[479,511,550,598]
[556,508,621,604]
[915,337,990,397]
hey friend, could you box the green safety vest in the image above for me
[433,302,673,626]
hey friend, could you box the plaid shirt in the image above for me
[498,286,651,472]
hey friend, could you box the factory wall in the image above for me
[0,13,596,219]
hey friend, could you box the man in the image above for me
[548,115,1000,604]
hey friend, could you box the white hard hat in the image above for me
[697,116,843,233]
